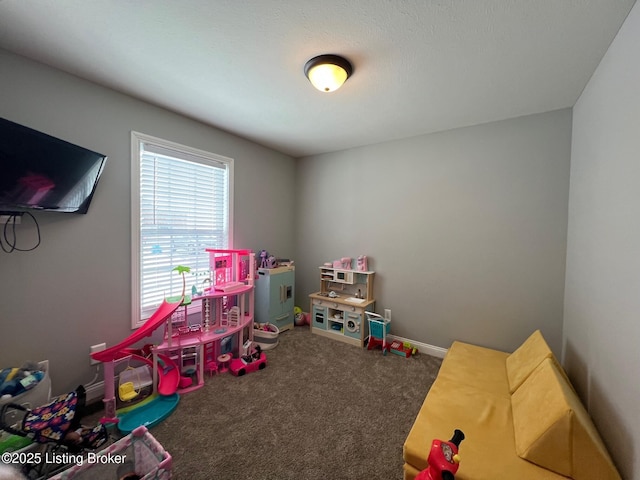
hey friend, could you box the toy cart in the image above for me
[366,312,390,355]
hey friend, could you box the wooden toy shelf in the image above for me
[309,267,375,347]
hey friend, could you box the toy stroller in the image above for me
[0,385,108,479]
[365,311,391,355]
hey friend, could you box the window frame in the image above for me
[130,131,234,329]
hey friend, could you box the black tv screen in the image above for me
[0,118,107,214]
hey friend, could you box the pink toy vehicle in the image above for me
[229,343,267,376]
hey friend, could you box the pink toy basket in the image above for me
[50,425,171,480]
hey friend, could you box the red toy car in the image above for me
[229,346,267,376]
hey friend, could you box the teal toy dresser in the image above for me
[255,266,295,332]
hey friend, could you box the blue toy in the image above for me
[365,312,391,355]
[0,364,44,399]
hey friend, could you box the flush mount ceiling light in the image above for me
[304,54,353,93]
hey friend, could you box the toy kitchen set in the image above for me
[309,256,375,347]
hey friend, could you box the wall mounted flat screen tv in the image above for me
[0,118,107,214]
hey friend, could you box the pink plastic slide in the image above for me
[91,298,183,395]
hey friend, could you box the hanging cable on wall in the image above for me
[1,212,41,253]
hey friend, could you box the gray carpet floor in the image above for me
[93,326,442,480]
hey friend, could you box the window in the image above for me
[131,131,233,328]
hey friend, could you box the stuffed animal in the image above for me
[294,306,309,326]
[259,250,269,268]
[259,250,278,269]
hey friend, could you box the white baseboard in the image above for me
[84,381,105,404]
[387,334,448,359]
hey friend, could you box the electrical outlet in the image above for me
[384,309,391,321]
[90,343,106,365]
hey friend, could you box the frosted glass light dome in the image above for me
[304,55,353,93]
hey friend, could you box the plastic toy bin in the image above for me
[0,360,51,428]
[0,361,51,408]
[49,425,172,480]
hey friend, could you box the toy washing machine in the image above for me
[343,312,362,340]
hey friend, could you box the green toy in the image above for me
[0,431,32,453]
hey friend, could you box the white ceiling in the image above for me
[0,1,636,158]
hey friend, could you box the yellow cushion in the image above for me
[506,329,557,393]
[403,376,566,480]
[511,358,621,480]
[436,341,510,396]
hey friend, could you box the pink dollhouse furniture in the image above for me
[205,360,218,376]
[153,249,256,392]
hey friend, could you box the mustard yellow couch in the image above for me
[403,331,621,480]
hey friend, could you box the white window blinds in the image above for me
[131,132,232,327]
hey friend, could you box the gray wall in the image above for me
[295,109,572,356]
[564,2,640,478]
[0,50,295,395]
